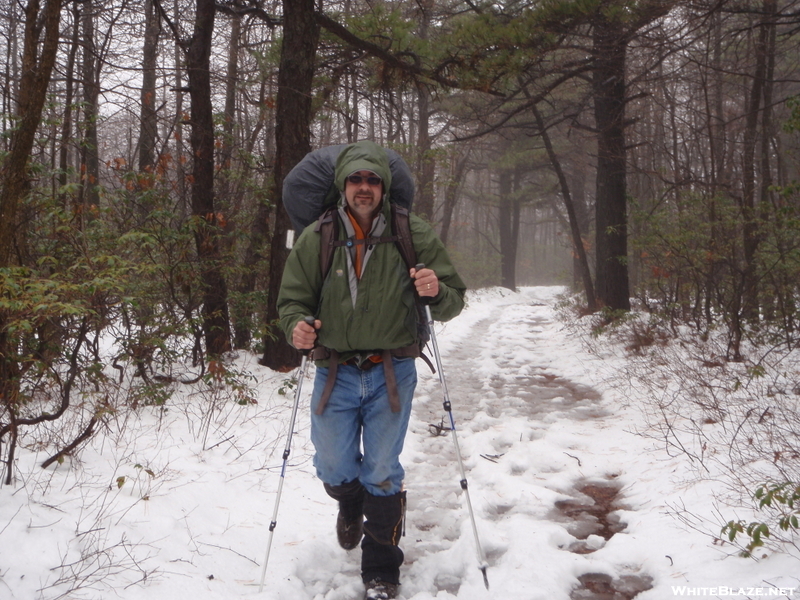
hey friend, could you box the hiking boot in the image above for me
[337,511,363,550]
[364,579,398,599]
[324,480,365,550]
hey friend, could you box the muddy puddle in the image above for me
[571,573,655,600]
[555,480,627,550]
[553,479,653,599]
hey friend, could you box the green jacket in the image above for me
[277,141,466,365]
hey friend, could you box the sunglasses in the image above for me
[347,174,382,186]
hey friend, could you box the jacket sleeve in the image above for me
[277,226,324,345]
[410,215,466,322]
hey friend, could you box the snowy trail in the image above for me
[251,286,656,600]
[242,288,800,600]
[5,286,799,600]
[395,287,653,600]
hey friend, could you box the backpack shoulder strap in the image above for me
[317,205,412,280]
[315,206,339,280]
[317,203,417,277]
[390,204,417,271]
[390,204,434,370]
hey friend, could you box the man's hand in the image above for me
[410,266,439,298]
[292,318,320,350]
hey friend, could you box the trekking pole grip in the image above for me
[414,263,434,305]
[301,315,316,356]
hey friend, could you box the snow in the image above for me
[2,286,799,599]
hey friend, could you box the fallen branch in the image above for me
[41,417,98,470]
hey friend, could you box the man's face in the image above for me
[344,170,383,224]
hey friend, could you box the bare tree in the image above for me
[80,0,100,215]
[533,104,597,310]
[136,0,160,174]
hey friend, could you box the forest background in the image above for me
[2,0,800,566]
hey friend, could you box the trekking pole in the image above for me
[258,316,316,593]
[416,264,490,590]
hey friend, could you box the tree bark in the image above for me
[735,0,776,333]
[80,1,100,215]
[173,0,187,218]
[218,12,240,203]
[440,151,469,246]
[0,0,63,267]
[260,0,320,371]
[58,0,81,207]
[592,12,630,311]
[234,69,274,349]
[413,0,435,221]
[0,0,63,484]
[137,0,160,174]
[187,0,231,357]
[498,167,520,291]
[415,82,436,221]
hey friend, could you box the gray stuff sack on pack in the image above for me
[283,143,415,235]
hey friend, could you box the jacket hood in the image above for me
[334,140,392,193]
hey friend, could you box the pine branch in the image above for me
[314,10,504,96]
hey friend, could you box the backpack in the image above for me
[283,144,415,235]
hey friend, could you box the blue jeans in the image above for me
[310,357,417,497]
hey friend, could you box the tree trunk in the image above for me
[570,166,591,290]
[738,0,775,330]
[260,0,320,371]
[137,0,160,174]
[415,82,435,222]
[758,1,776,220]
[2,2,21,149]
[709,9,726,194]
[704,9,725,325]
[533,105,597,310]
[80,1,100,215]
[498,166,522,291]
[173,0,187,218]
[187,0,231,357]
[739,14,766,324]
[58,0,81,207]
[218,12,240,203]
[218,13,249,349]
[411,0,435,221]
[758,0,777,322]
[440,151,469,246]
[234,74,274,349]
[0,0,63,267]
[592,13,630,311]
[0,0,63,484]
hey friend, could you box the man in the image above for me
[277,140,466,599]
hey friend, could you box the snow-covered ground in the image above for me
[1,286,798,599]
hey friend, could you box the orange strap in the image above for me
[345,209,366,279]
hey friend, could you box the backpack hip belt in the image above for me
[310,343,424,416]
